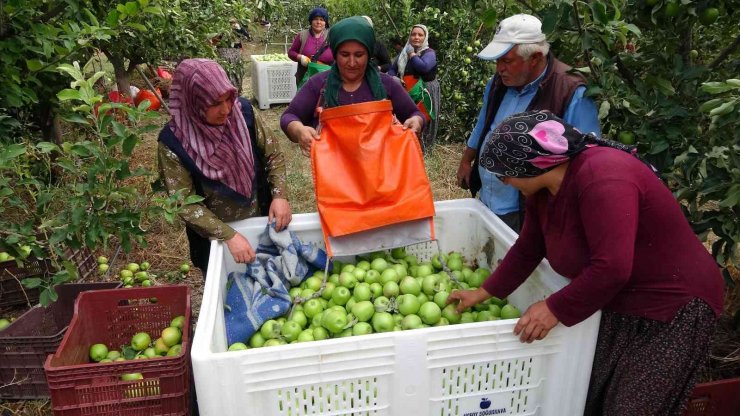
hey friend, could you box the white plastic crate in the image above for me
[250,55,297,109]
[192,199,601,416]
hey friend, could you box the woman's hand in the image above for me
[287,121,320,157]
[225,232,256,264]
[268,198,292,231]
[402,115,424,135]
[513,300,559,343]
[446,287,491,313]
[298,54,310,67]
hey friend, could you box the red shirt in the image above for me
[483,147,724,326]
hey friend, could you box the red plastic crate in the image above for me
[0,257,52,307]
[44,286,192,416]
[683,377,740,416]
[63,247,98,281]
[0,282,121,400]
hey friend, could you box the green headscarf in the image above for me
[324,16,387,108]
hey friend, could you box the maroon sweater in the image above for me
[483,147,724,326]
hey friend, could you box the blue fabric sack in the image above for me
[224,223,330,346]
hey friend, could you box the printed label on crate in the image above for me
[459,396,508,416]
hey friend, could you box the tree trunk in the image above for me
[105,51,132,98]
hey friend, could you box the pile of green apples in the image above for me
[227,248,520,351]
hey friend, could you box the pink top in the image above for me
[482,147,724,326]
[288,30,334,65]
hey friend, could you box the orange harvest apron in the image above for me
[311,100,435,256]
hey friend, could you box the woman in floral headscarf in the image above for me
[448,110,723,416]
[389,24,439,152]
[158,59,291,273]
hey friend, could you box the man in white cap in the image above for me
[456,14,600,232]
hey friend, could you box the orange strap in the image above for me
[311,100,435,250]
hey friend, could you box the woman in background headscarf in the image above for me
[448,110,723,416]
[281,16,424,156]
[288,7,334,86]
[158,59,291,273]
[389,24,439,152]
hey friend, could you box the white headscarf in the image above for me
[396,24,429,78]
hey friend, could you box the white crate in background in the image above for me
[250,55,297,110]
[192,199,601,416]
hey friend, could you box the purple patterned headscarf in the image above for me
[169,59,255,198]
[479,110,639,178]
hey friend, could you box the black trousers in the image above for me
[186,227,211,275]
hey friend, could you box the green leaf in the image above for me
[125,1,139,15]
[122,135,138,156]
[623,23,641,36]
[590,2,609,25]
[122,345,138,360]
[651,77,675,96]
[36,142,59,153]
[106,10,120,27]
[701,82,735,94]
[598,100,611,119]
[1,144,26,161]
[26,60,44,72]
[719,185,740,208]
[699,98,724,113]
[57,159,76,171]
[22,277,43,289]
[481,9,497,27]
[128,22,147,32]
[709,101,736,117]
[61,113,90,125]
[57,89,81,102]
[184,195,205,204]
[111,120,127,138]
[143,6,162,14]
[649,140,670,155]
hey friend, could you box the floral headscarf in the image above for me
[396,24,430,78]
[169,59,255,199]
[479,110,643,178]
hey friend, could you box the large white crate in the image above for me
[250,55,297,109]
[192,199,600,416]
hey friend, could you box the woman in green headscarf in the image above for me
[281,16,425,156]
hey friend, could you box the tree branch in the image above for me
[571,1,598,83]
[33,3,66,24]
[709,34,740,70]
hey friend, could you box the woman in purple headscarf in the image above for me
[448,110,724,415]
[158,59,291,273]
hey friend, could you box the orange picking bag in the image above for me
[311,100,435,256]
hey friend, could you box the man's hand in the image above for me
[268,198,292,231]
[513,300,559,343]
[456,161,472,189]
[286,121,320,157]
[402,115,424,135]
[225,232,256,264]
[456,147,477,189]
[446,287,491,313]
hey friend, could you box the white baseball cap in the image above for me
[478,14,546,60]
